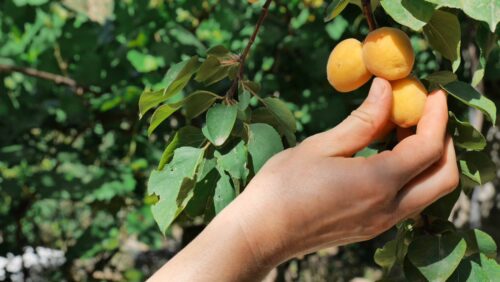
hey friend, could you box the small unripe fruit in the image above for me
[390,77,428,128]
[327,38,373,93]
[362,27,415,81]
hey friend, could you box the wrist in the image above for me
[229,182,293,268]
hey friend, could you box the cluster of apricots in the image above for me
[327,27,427,128]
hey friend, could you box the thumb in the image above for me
[309,77,392,157]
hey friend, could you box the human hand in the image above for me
[148,78,459,282]
[235,77,459,267]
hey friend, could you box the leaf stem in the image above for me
[227,0,272,99]
[361,0,377,31]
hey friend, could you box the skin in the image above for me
[148,78,459,282]
[327,38,373,92]
[363,28,415,81]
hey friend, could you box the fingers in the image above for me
[394,136,459,216]
[302,78,393,157]
[369,90,449,184]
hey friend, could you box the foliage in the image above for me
[0,0,499,280]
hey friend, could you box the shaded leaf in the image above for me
[183,90,219,119]
[407,233,466,281]
[195,56,221,82]
[425,0,500,32]
[204,104,238,146]
[247,123,284,172]
[459,152,496,185]
[423,10,461,71]
[442,81,497,124]
[213,171,235,214]
[148,147,205,234]
[148,104,181,136]
[263,97,297,133]
[215,141,249,186]
[324,0,349,22]
[380,0,435,31]
[158,126,205,170]
[448,112,486,151]
[463,229,497,258]
[207,45,230,57]
[138,56,199,117]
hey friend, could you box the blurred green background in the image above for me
[1,0,499,281]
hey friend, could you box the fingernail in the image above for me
[367,78,387,103]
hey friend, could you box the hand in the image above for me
[148,78,459,282]
[236,77,459,265]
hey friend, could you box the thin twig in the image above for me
[227,0,272,99]
[361,0,377,31]
[0,64,88,95]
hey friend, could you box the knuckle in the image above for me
[298,134,321,151]
[350,109,376,133]
[427,142,444,161]
[446,167,460,192]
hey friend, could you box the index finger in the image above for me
[369,90,449,186]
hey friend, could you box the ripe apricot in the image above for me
[390,77,428,128]
[327,38,372,93]
[362,27,415,81]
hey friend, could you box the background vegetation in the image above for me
[0,0,499,281]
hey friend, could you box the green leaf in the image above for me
[185,165,218,218]
[204,66,230,86]
[138,56,199,117]
[241,80,261,96]
[355,146,379,158]
[148,147,205,234]
[204,104,238,146]
[182,90,219,119]
[404,256,427,281]
[195,56,221,82]
[424,0,500,33]
[238,91,251,111]
[459,152,496,185]
[472,24,497,86]
[423,10,461,71]
[448,112,486,151]
[215,141,249,186]
[126,50,165,73]
[263,97,297,133]
[447,256,490,282]
[148,104,181,136]
[247,123,284,172]
[380,0,436,31]
[407,233,467,281]
[324,0,350,22]
[441,81,497,124]
[213,171,235,214]
[158,126,206,171]
[479,253,500,279]
[375,239,398,271]
[424,186,461,219]
[207,45,230,57]
[463,229,497,258]
[423,71,457,86]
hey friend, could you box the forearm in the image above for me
[147,191,286,282]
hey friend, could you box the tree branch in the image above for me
[361,0,377,31]
[0,64,89,95]
[227,0,272,99]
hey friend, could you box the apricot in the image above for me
[390,77,428,128]
[327,38,372,93]
[362,27,415,81]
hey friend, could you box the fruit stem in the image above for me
[227,0,272,99]
[361,0,377,31]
